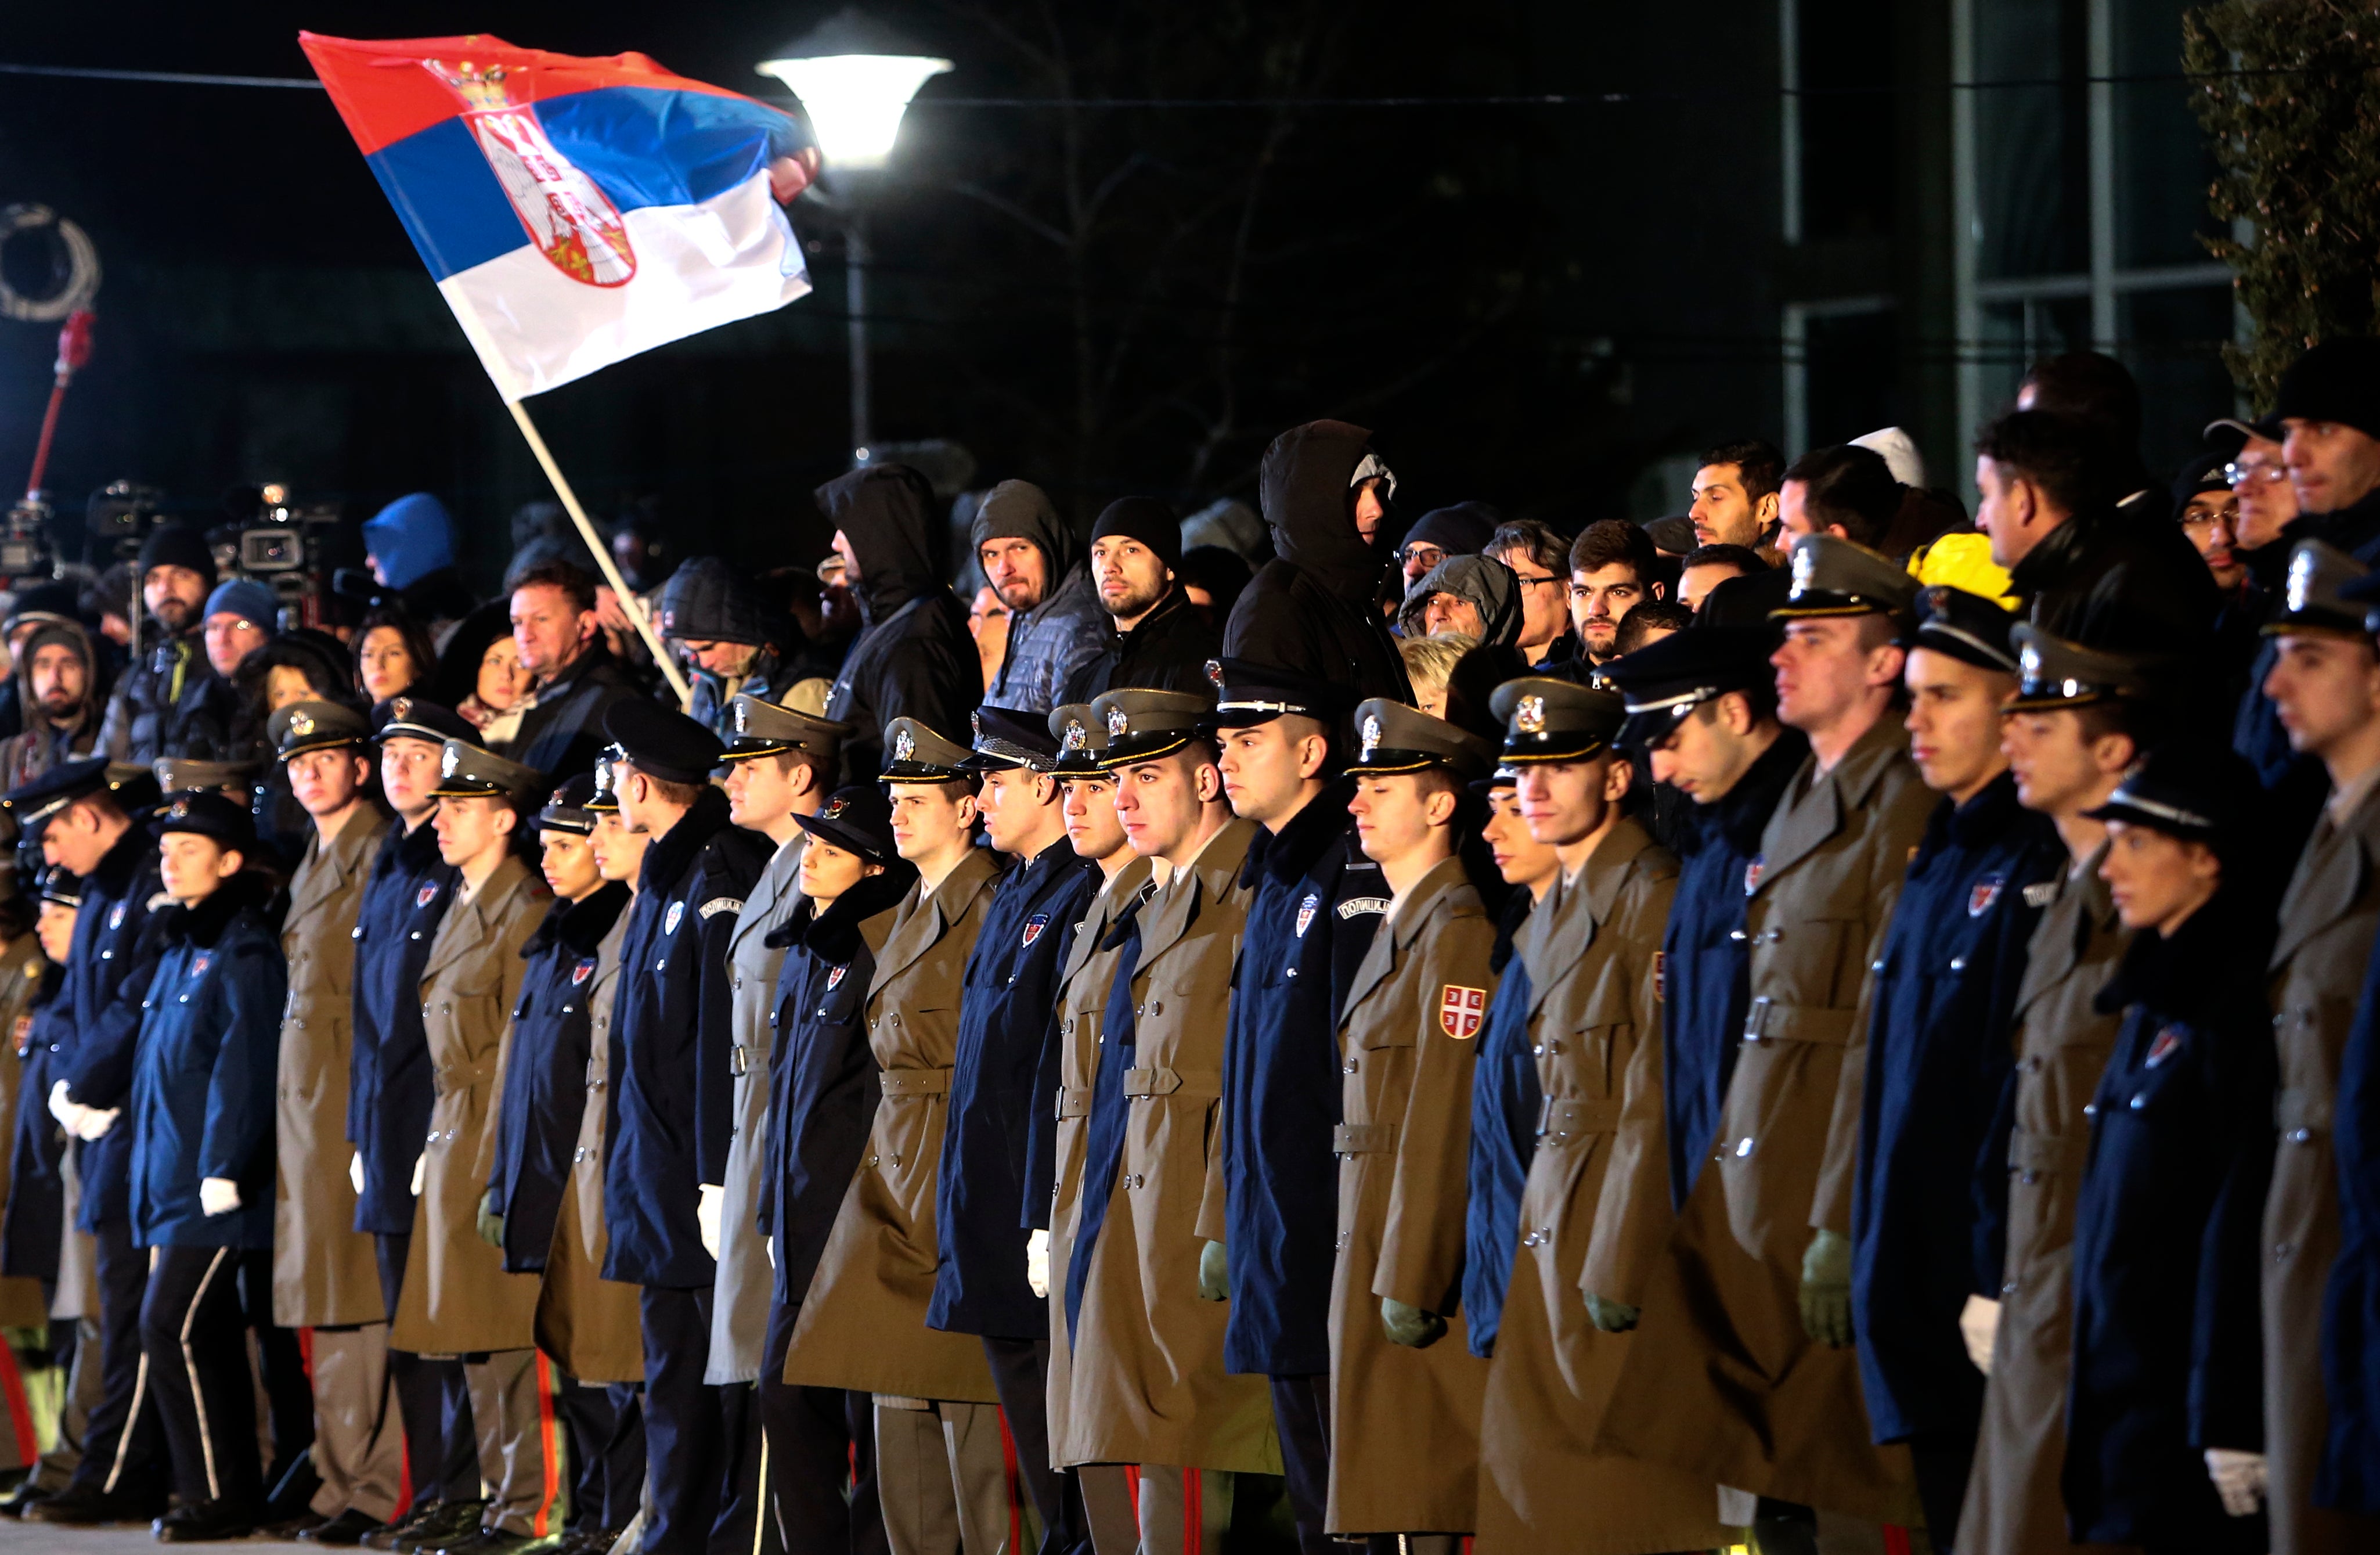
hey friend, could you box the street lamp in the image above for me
[759,9,951,465]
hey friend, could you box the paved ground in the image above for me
[0,1521,289,1552]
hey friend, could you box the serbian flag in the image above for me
[300,32,814,401]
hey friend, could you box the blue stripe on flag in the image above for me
[366,86,801,284]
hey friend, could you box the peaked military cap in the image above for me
[793,784,899,864]
[1047,703,1111,778]
[153,758,260,796]
[150,790,257,854]
[2006,624,2170,711]
[1091,689,1216,768]
[36,865,81,909]
[1,756,113,837]
[270,699,372,761]
[1471,764,1522,796]
[536,772,603,835]
[605,698,724,786]
[1773,533,1919,620]
[719,693,852,764]
[1906,585,2020,673]
[958,707,1062,774]
[2266,538,2371,636]
[585,753,621,815]
[373,696,480,748]
[1487,676,1625,764]
[430,739,543,801]
[1348,699,1496,779]
[881,717,973,783]
[1203,657,1353,730]
[2083,743,2256,841]
[1596,629,1773,750]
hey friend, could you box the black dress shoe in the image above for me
[434,1530,552,1555]
[269,1510,331,1539]
[365,1500,477,1553]
[555,1525,623,1555]
[394,1500,489,1554]
[154,1499,259,1542]
[301,1508,391,1546]
[31,1481,162,1524]
[0,1478,55,1518]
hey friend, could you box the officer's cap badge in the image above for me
[1360,715,1383,761]
[287,711,315,739]
[893,728,915,762]
[1106,705,1129,737]
[1514,695,1545,735]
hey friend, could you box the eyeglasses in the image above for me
[2179,499,2240,530]
[1512,573,1564,590]
[2224,462,2288,488]
[1396,544,1446,569]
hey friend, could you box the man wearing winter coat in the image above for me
[98,524,228,765]
[510,561,644,783]
[658,559,812,742]
[0,619,102,793]
[1223,421,1411,708]
[974,479,1107,715]
[816,465,980,786]
[1063,499,1221,705]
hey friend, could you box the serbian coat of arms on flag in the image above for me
[1438,984,1487,1041]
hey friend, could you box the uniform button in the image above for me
[421,1003,431,1017]
[1729,930,1747,943]
[1285,967,1299,980]
[2272,1013,2288,1029]
[351,927,363,941]
[574,1148,586,1163]
[1546,1040,1561,1056]
[734,976,742,990]
[1149,1001,1163,1016]
[1531,1043,1543,1057]
[178,994,188,1003]
[2001,1280,2018,1296]
[1949,956,1967,973]
[656,959,667,971]
[729,1125,738,1138]
[1734,1137,1754,1157]
[2127,1093,2147,1111]
[1135,1004,1145,1017]
[1870,959,1884,974]
[2083,1102,2099,1118]
[409,931,422,941]
[2020,1171,2039,1186]
[2292,1128,2314,1144]
[1343,1061,1356,1074]
[100,950,112,960]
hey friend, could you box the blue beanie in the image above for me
[204,578,281,636]
[362,493,458,591]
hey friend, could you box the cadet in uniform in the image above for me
[930,707,1098,1552]
[1474,679,1723,1554]
[2245,541,2380,1553]
[352,700,484,1550]
[1062,689,1269,1555]
[598,700,772,1555]
[1323,701,1496,1551]
[389,740,557,1554]
[784,718,1007,1555]
[1959,625,2168,1555]
[1034,705,1152,1554]
[483,774,643,1555]
[1199,660,1378,1555]
[127,791,284,1540]
[1603,535,1932,1542]
[265,701,404,1543]
[758,786,911,1555]
[1848,589,2061,1546]
[2065,749,2274,1553]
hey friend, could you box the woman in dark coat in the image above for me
[2066,748,2276,1554]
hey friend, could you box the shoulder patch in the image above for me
[1743,857,1764,895]
[698,897,744,921]
[1337,896,1389,920]
[1295,892,1320,938]
[1967,874,2005,917]
[109,902,127,930]
[2022,880,2058,908]
[1020,912,1051,948]
[571,959,596,986]
[1438,984,1487,1040]
[2145,1026,2183,1068]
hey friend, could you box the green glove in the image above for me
[1197,1239,1228,1302]
[1380,1297,1447,1349]
[1584,1293,1640,1333]
[1799,1228,1852,1348]
[477,1189,506,1251]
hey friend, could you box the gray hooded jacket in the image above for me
[1397,553,1524,648]
[971,480,1107,715]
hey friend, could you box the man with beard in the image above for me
[0,620,102,791]
[1065,499,1219,704]
[1688,441,1787,560]
[99,524,221,764]
[1566,523,1665,668]
[1224,422,1412,705]
[975,480,1108,715]
[817,465,980,787]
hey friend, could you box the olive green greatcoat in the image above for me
[391,854,550,1356]
[1600,716,1932,1522]
[273,807,390,1329]
[784,847,1004,1402]
[1476,819,1729,1554]
[708,835,806,1384]
[1059,819,1279,1476]
[536,908,644,1385]
[1958,847,2137,1555]
[1325,854,1495,1536]
[1044,856,1154,1459]
[2262,784,2380,1555]
[0,932,51,1331]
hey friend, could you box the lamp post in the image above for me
[759,10,951,466]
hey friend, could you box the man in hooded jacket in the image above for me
[817,465,979,786]
[658,558,810,741]
[974,480,1106,716]
[1223,422,1412,707]
[1395,555,1525,649]
[0,620,103,793]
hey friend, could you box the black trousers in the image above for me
[140,1244,262,1511]
[67,1216,163,1501]
[982,1335,1091,1555]
[237,1248,313,1482]
[640,1284,762,1555]
[374,1230,478,1507]
[1268,1374,1337,1555]
[555,1376,647,1533]
[1907,1425,1978,1554]
[758,1300,885,1555]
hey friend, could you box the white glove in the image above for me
[74,1108,118,1142]
[765,1236,776,1269]
[46,1078,88,1136]
[2205,1449,2268,1517]
[1959,1294,2000,1376]
[349,1151,365,1196]
[698,1184,724,1259]
[1027,1229,1050,1300]
[409,1153,425,1197]
[199,1178,241,1217]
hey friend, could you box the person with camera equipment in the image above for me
[99,524,223,766]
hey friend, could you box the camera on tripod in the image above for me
[1,498,54,581]
[221,483,342,628]
[86,478,161,555]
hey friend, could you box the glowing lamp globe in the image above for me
[758,9,951,172]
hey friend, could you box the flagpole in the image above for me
[503,397,693,708]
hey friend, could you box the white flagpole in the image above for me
[503,397,693,708]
